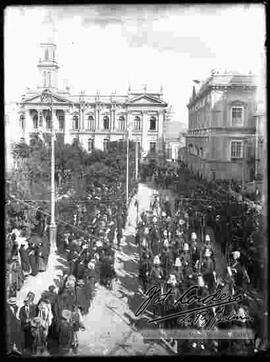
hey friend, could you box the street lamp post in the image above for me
[135,138,138,180]
[242,139,247,190]
[126,127,130,208]
[41,89,57,251]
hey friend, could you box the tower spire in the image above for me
[38,10,59,90]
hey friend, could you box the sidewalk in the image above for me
[15,249,68,311]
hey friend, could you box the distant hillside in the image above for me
[164,121,187,139]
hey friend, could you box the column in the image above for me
[109,106,112,130]
[24,108,31,144]
[126,112,131,134]
[142,111,148,153]
[112,106,115,130]
[157,111,164,153]
[158,111,164,138]
[96,104,100,130]
[52,109,58,131]
[64,109,72,144]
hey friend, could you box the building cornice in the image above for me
[187,73,257,109]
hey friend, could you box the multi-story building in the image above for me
[14,36,168,160]
[185,70,257,182]
[165,133,186,162]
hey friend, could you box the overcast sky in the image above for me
[5,4,266,126]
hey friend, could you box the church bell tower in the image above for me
[37,12,59,90]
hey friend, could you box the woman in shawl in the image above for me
[28,242,39,276]
[36,242,47,272]
[75,280,88,315]
[19,242,31,276]
[9,255,24,292]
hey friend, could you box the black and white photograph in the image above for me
[4,4,268,356]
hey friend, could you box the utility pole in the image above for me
[41,89,57,251]
[126,126,130,208]
[135,138,138,180]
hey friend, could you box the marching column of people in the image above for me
[136,187,264,354]
[6,180,138,356]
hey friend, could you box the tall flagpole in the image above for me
[126,127,130,208]
[135,138,138,180]
[50,94,57,251]
[41,89,57,251]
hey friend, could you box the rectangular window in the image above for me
[149,142,156,154]
[103,139,108,152]
[231,106,243,126]
[231,141,243,159]
[88,139,94,152]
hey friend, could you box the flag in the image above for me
[193,80,200,84]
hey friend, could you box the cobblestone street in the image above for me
[76,183,171,355]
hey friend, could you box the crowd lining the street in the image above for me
[5,158,266,356]
[6,179,137,355]
[136,161,266,354]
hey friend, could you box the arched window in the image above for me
[188,143,193,154]
[45,48,49,61]
[134,116,141,130]
[32,113,38,129]
[19,114,25,130]
[103,138,109,152]
[73,115,79,130]
[39,112,43,128]
[103,116,109,130]
[46,111,52,130]
[118,116,125,131]
[87,115,95,130]
[57,110,65,131]
[150,116,157,130]
[88,138,94,152]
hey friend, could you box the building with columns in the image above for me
[185,70,258,182]
[16,36,168,159]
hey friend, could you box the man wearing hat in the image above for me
[173,257,184,288]
[6,296,23,354]
[231,250,250,292]
[201,248,216,292]
[28,242,38,276]
[150,256,164,288]
[57,309,74,353]
[160,243,173,281]
[139,252,152,294]
[19,296,37,352]
[76,279,89,315]
[7,297,19,317]
[164,274,179,330]
[190,232,200,270]
[180,243,192,272]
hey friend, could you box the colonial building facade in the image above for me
[17,38,168,159]
[185,70,257,182]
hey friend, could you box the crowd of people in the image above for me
[152,161,265,293]
[135,161,266,354]
[5,155,266,356]
[6,178,138,356]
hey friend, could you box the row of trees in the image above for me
[7,135,138,234]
